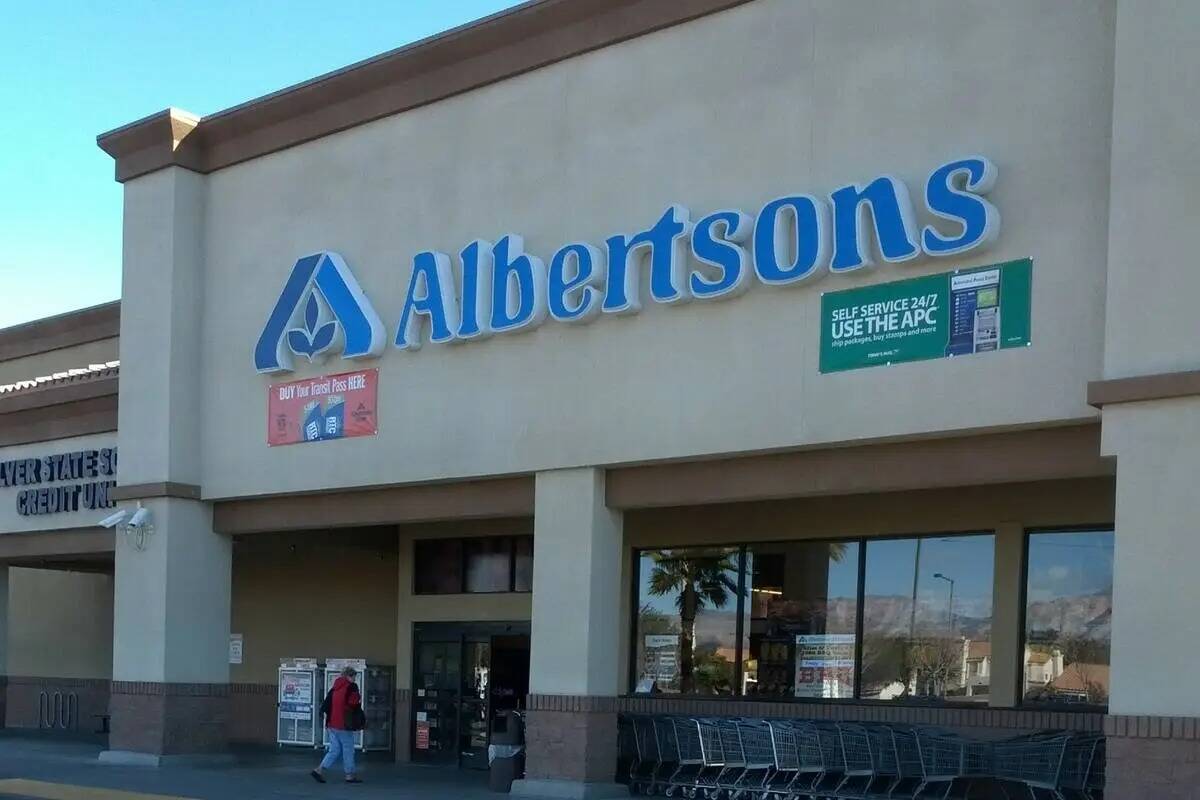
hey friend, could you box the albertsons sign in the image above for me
[254,156,999,374]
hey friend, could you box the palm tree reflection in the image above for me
[646,549,740,694]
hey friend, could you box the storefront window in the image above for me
[743,541,859,699]
[633,548,743,695]
[414,539,463,595]
[513,536,534,593]
[860,534,994,704]
[414,535,534,594]
[1023,529,1113,706]
[465,537,512,593]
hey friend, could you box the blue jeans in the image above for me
[320,729,357,775]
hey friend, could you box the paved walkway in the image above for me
[0,737,498,800]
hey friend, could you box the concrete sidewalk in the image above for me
[0,737,498,799]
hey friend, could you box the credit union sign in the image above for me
[0,448,118,516]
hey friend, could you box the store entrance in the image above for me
[412,622,530,770]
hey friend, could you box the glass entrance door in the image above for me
[459,640,491,770]
[412,623,530,769]
[412,641,461,764]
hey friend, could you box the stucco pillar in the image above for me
[1100,401,1200,797]
[0,566,8,726]
[102,163,232,764]
[513,468,625,800]
[1098,1,1200,795]
[988,523,1023,708]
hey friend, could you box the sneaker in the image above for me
[310,770,326,783]
[345,777,363,784]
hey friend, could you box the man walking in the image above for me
[312,666,364,784]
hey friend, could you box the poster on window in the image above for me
[794,634,856,699]
[415,721,431,750]
[639,635,680,692]
[267,369,378,446]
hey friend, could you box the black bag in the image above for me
[344,681,366,731]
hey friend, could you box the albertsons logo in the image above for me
[254,252,385,374]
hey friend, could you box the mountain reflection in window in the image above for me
[860,535,995,703]
[1023,530,1113,707]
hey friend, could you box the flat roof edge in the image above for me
[94,0,756,183]
[0,301,121,363]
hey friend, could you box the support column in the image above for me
[104,498,231,764]
[100,154,232,764]
[1101,400,1200,798]
[1100,1,1200,795]
[0,566,9,727]
[513,468,626,800]
[988,523,1023,708]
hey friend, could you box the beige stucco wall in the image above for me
[1103,400,1200,717]
[7,567,113,679]
[0,338,117,387]
[230,529,399,684]
[157,0,1117,501]
[1103,0,1200,378]
[1096,2,1200,718]
[0,433,118,535]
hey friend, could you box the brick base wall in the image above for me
[5,676,110,735]
[229,683,277,747]
[526,694,1112,790]
[109,682,229,755]
[525,696,620,784]
[1104,715,1200,799]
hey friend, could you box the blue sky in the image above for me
[0,0,517,329]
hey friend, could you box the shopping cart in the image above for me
[994,732,1071,799]
[714,719,748,797]
[763,720,827,799]
[668,717,706,797]
[834,723,878,798]
[810,722,848,798]
[861,724,901,798]
[628,715,662,794]
[732,718,776,799]
[995,732,1105,800]
[914,729,980,800]
[887,726,926,800]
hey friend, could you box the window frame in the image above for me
[628,530,1004,707]
[1016,525,1115,713]
[412,534,535,596]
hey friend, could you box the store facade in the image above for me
[0,0,1196,798]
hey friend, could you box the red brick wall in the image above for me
[229,683,277,746]
[5,676,110,735]
[108,681,229,755]
[1104,715,1200,799]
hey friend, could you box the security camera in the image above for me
[99,510,129,529]
[129,506,151,527]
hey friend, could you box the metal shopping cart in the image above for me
[993,732,1070,800]
[628,715,661,794]
[914,729,975,800]
[732,718,776,799]
[833,723,878,798]
[714,718,748,798]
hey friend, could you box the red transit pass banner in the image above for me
[267,369,378,446]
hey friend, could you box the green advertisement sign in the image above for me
[819,259,1032,374]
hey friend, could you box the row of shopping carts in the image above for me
[617,714,1104,800]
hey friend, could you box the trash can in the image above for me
[488,710,525,793]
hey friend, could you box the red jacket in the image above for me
[327,676,361,731]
